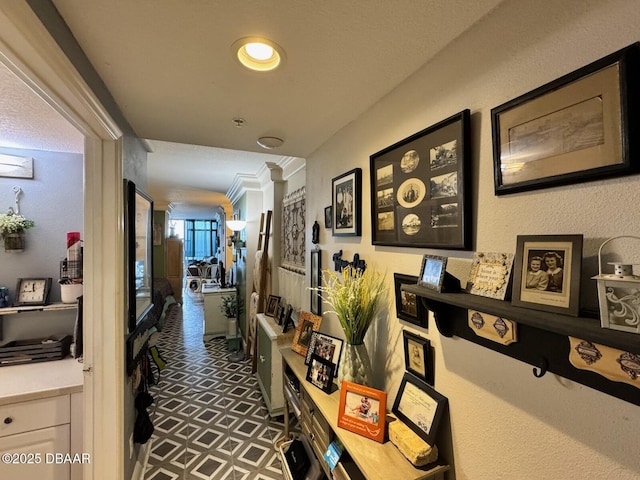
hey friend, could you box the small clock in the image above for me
[14,278,52,306]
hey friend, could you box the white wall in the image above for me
[306,0,640,478]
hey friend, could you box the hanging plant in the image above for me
[0,210,35,242]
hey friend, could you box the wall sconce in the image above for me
[227,219,247,257]
[592,236,640,334]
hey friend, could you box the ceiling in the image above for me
[0,0,504,216]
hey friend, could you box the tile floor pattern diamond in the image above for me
[143,290,292,480]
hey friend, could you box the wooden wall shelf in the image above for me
[403,285,640,407]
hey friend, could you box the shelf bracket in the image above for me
[420,297,454,337]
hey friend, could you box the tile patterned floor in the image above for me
[143,290,290,480]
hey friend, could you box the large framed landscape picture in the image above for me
[370,110,471,249]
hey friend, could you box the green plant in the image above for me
[0,211,35,240]
[315,266,387,344]
[220,294,244,318]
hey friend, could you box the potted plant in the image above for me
[220,294,244,319]
[315,265,386,386]
[0,210,35,252]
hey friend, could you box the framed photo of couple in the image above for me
[511,234,583,316]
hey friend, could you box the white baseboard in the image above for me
[131,438,153,480]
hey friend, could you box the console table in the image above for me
[281,348,450,480]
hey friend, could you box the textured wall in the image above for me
[305,0,640,478]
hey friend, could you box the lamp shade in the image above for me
[227,220,246,232]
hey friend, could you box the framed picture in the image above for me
[265,295,281,317]
[306,354,335,393]
[418,255,448,292]
[304,331,344,377]
[392,372,447,446]
[275,304,285,325]
[324,205,333,229]
[394,273,427,328]
[511,235,583,316]
[332,168,362,237]
[492,43,640,195]
[310,250,322,315]
[291,310,323,356]
[0,153,33,179]
[403,330,433,385]
[467,252,514,300]
[282,304,294,333]
[338,381,387,443]
[370,110,471,249]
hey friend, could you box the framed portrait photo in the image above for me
[291,311,323,356]
[306,354,335,393]
[324,205,333,229]
[403,330,433,385]
[338,381,387,443]
[370,110,471,249]
[310,249,322,315]
[332,168,362,237]
[492,43,640,195]
[392,372,447,446]
[265,294,281,318]
[304,331,343,377]
[418,255,448,292]
[282,304,294,333]
[511,234,583,316]
[394,273,427,328]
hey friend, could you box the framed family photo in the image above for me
[332,168,362,237]
[265,295,281,317]
[306,354,335,393]
[511,234,583,316]
[403,330,433,385]
[392,372,447,446]
[492,43,640,195]
[304,331,343,377]
[291,311,323,356]
[338,381,387,443]
[370,110,471,249]
[394,273,427,328]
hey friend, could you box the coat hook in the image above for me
[532,357,548,378]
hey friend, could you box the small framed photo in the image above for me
[467,252,514,300]
[291,311,323,356]
[392,372,447,446]
[338,381,387,443]
[306,354,335,393]
[332,168,362,237]
[418,255,448,292]
[304,331,344,377]
[310,250,322,315]
[324,205,333,229]
[275,304,285,325]
[265,295,281,317]
[403,330,433,385]
[492,44,640,195]
[511,234,583,316]
[282,304,294,333]
[394,273,427,328]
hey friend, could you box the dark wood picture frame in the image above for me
[403,330,433,385]
[394,273,427,328]
[392,372,447,446]
[324,205,333,229]
[332,168,362,237]
[370,110,471,249]
[282,304,294,333]
[511,234,583,316]
[306,353,335,393]
[492,43,640,195]
[310,249,322,315]
[304,331,344,377]
[418,255,448,293]
[265,294,281,317]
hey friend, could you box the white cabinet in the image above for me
[202,286,235,340]
[0,393,82,480]
[255,313,294,417]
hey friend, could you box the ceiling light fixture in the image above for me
[257,136,284,149]
[232,37,285,72]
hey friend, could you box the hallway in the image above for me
[143,291,288,479]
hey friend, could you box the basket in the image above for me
[0,335,72,366]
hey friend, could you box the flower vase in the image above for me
[338,343,373,387]
[4,232,25,252]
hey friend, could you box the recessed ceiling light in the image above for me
[257,136,284,149]
[232,37,285,72]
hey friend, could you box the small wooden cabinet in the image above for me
[256,313,294,417]
[165,238,183,304]
[202,286,235,340]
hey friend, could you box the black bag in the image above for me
[284,439,310,480]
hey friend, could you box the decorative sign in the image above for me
[0,154,33,179]
[569,337,640,389]
[468,310,518,346]
[467,252,514,300]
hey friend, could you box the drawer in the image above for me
[311,411,332,450]
[0,396,70,438]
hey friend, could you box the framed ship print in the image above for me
[370,110,471,249]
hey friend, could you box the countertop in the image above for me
[0,357,84,405]
[201,284,236,294]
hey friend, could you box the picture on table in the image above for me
[304,332,343,377]
[344,390,381,425]
[305,354,335,393]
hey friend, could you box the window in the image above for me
[184,219,218,260]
